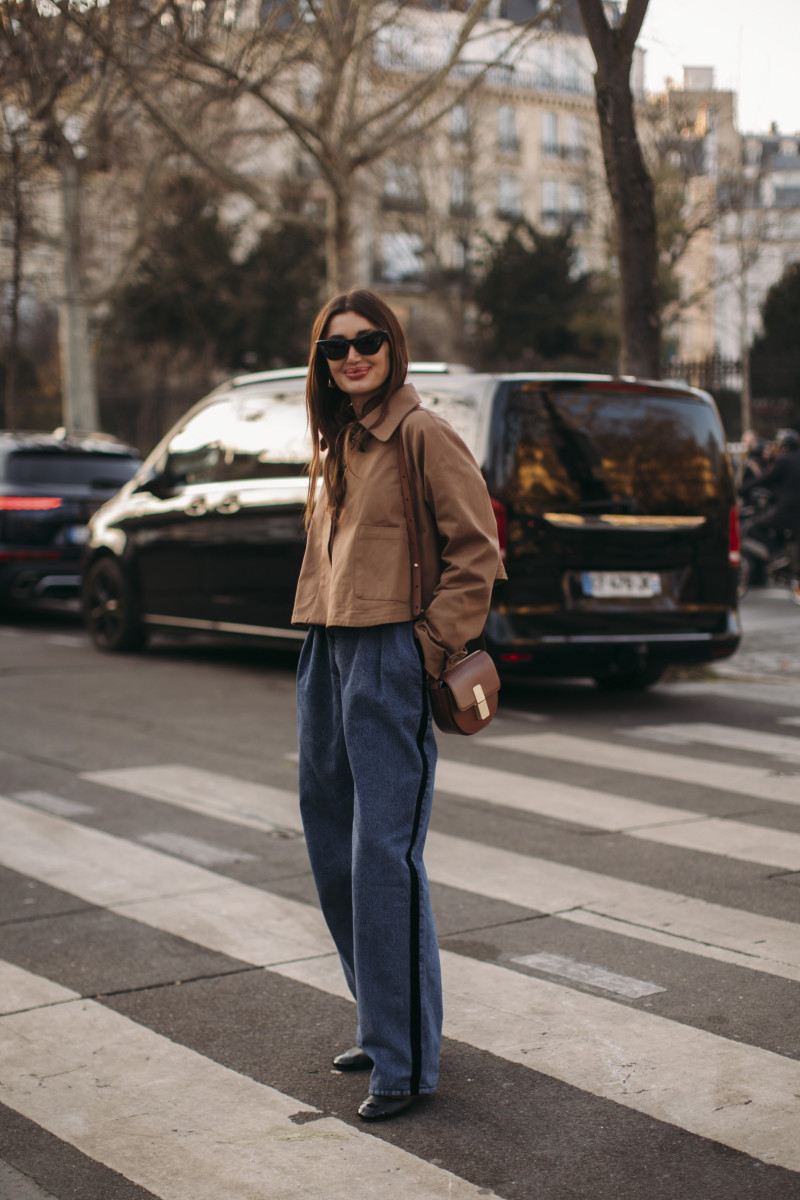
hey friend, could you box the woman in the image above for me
[292,289,504,1121]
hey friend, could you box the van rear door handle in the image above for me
[215,494,241,514]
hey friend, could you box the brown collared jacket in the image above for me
[291,384,506,677]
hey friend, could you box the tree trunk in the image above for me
[325,181,358,296]
[738,262,752,434]
[739,344,752,436]
[58,150,99,433]
[4,135,23,431]
[593,70,661,378]
[576,0,660,379]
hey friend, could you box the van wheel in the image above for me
[593,666,665,691]
[83,558,147,653]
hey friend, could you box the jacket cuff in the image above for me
[414,621,449,678]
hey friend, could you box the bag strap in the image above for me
[396,414,423,617]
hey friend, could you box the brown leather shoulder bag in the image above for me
[396,418,500,736]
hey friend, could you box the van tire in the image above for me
[593,666,665,691]
[83,557,147,653]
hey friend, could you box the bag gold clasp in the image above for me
[472,683,489,720]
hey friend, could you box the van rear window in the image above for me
[503,386,728,516]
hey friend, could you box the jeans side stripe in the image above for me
[405,675,430,1095]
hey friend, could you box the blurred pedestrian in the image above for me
[737,429,767,493]
[292,289,504,1121]
[741,428,800,554]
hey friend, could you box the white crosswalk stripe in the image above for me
[6,709,800,1193]
[425,831,800,981]
[0,961,492,1200]
[88,756,800,871]
[79,765,800,980]
[433,759,800,870]
[481,731,800,806]
[626,721,800,762]
[1,795,800,1172]
[84,763,301,833]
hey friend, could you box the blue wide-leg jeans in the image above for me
[296,623,442,1096]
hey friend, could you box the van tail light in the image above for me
[491,497,507,563]
[0,497,63,510]
[0,549,60,561]
[728,506,741,567]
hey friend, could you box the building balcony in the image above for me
[541,209,590,230]
[497,136,521,155]
[381,193,427,214]
[541,142,588,163]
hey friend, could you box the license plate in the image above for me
[581,571,661,598]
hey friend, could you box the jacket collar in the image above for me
[358,384,421,443]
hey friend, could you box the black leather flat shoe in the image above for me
[357,1093,418,1121]
[332,1046,373,1071]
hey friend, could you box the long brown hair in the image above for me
[304,289,409,530]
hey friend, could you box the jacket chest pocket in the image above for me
[354,525,410,601]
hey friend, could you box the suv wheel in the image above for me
[83,558,147,652]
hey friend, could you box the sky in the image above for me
[638,0,800,135]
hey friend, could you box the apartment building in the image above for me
[715,128,800,361]
[342,2,625,353]
[1,1,626,398]
[653,67,800,383]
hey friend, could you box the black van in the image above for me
[82,368,740,687]
[418,372,741,687]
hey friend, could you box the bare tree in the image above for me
[717,170,773,434]
[86,0,556,294]
[0,100,36,429]
[575,0,660,377]
[0,0,185,432]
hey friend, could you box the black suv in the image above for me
[0,431,141,606]
[82,369,741,687]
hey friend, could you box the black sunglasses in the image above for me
[315,330,389,360]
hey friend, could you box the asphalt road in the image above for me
[1,590,799,1200]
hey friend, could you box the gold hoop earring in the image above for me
[327,378,335,389]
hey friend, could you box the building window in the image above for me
[497,105,519,153]
[565,115,585,162]
[451,104,469,142]
[541,178,559,224]
[382,162,424,212]
[497,174,521,220]
[744,138,762,166]
[450,166,472,215]
[379,232,425,282]
[566,181,587,227]
[451,238,467,271]
[542,111,558,157]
